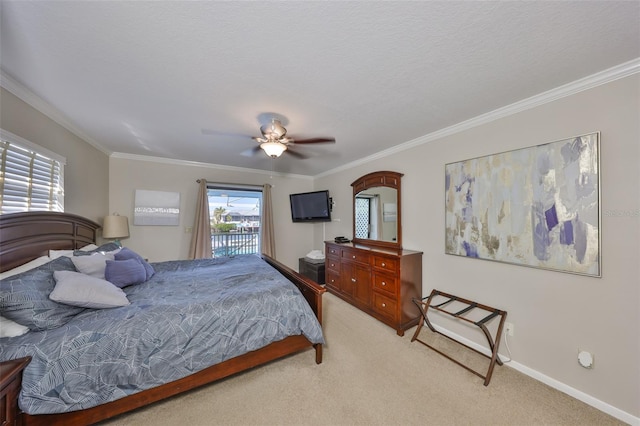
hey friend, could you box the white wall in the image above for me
[109,156,315,269]
[0,88,109,222]
[314,74,640,420]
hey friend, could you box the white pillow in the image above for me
[50,271,130,309]
[0,255,52,280]
[71,253,115,279]
[49,243,100,259]
[0,315,30,338]
[49,249,75,259]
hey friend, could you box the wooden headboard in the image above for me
[0,211,101,273]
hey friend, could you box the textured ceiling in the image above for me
[1,1,638,176]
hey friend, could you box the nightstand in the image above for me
[1,357,31,426]
[298,258,326,284]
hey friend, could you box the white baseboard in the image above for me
[429,324,639,426]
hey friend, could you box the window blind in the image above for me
[0,138,65,214]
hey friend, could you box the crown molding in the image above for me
[315,57,640,179]
[110,152,313,180]
[0,69,112,156]
[3,56,638,179]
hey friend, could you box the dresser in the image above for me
[325,241,422,336]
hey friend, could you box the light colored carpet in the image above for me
[100,293,622,426]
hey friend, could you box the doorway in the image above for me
[207,185,263,258]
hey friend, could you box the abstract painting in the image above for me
[445,132,600,276]
[134,190,181,226]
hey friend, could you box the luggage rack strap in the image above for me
[411,289,508,386]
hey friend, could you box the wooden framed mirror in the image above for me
[351,171,403,250]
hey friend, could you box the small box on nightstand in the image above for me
[298,258,326,284]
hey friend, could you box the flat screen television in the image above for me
[289,190,332,222]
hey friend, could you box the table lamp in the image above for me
[102,214,129,246]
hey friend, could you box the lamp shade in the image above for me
[103,215,130,239]
[260,141,287,158]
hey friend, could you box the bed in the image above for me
[0,211,325,426]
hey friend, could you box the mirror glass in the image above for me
[354,187,398,242]
[351,171,402,250]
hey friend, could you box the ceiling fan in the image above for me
[250,119,335,158]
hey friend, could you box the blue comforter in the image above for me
[0,255,324,415]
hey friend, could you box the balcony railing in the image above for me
[211,231,260,257]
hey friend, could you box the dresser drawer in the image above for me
[341,248,370,264]
[373,271,398,295]
[326,270,340,288]
[326,245,341,257]
[373,255,397,272]
[326,256,340,273]
[372,292,397,321]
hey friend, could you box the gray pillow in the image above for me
[0,256,85,331]
[104,258,146,288]
[51,271,130,309]
[71,253,115,279]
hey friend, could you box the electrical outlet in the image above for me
[578,350,594,368]
[505,322,514,336]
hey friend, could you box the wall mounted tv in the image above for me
[289,190,332,222]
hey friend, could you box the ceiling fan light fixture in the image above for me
[260,141,287,158]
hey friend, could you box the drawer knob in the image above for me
[352,255,356,259]
[382,303,386,308]
[351,278,356,282]
[382,282,386,286]
[330,263,335,267]
[381,262,386,267]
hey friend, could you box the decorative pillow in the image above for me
[51,271,130,309]
[115,248,154,280]
[0,255,52,280]
[71,252,115,279]
[104,259,147,288]
[0,315,29,338]
[79,243,99,252]
[0,256,84,331]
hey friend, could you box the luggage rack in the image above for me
[411,289,507,386]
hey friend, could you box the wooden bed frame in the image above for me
[0,211,325,426]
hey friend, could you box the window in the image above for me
[0,130,65,214]
[354,196,371,239]
[207,184,263,258]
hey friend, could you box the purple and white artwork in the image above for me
[445,132,600,276]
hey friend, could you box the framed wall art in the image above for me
[133,190,181,226]
[383,203,397,222]
[445,132,600,277]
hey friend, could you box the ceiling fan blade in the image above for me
[241,145,262,157]
[290,137,336,144]
[284,148,308,159]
